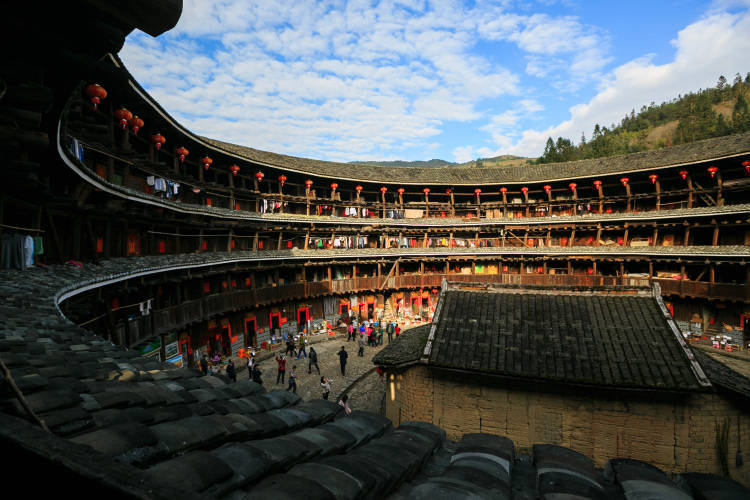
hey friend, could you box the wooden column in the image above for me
[625,184,632,212]
[709,264,715,284]
[716,172,723,206]
[253,232,258,251]
[569,229,575,247]
[687,176,694,209]
[683,225,690,247]
[597,185,604,213]
[277,232,283,250]
[623,224,629,247]
[450,191,455,217]
[227,230,233,252]
[595,224,602,247]
[304,230,310,250]
[712,223,719,246]
[652,225,658,246]
[449,232,454,248]
[654,180,661,211]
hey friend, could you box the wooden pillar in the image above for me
[450,191,455,217]
[652,226,658,246]
[352,264,357,279]
[449,231,454,248]
[595,224,602,247]
[687,176,694,209]
[471,261,476,275]
[227,230,233,252]
[546,230,551,247]
[712,223,719,246]
[683,225,690,247]
[648,260,654,284]
[619,262,625,278]
[623,224,629,247]
[377,262,382,277]
[569,229,575,247]
[423,232,428,248]
[709,264,715,284]
[253,232,258,251]
[625,184,632,212]
[277,232,283,250]
[654,180,661,211]
[567,260,572,275]
[597,185,604,214]
[716,172,723,206]
[304,230,310,250]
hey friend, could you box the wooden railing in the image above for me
[130,273,745,347]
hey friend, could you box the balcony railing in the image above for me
[123,273,745,347]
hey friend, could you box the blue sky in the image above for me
[121,0,750,163]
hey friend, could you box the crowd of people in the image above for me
[197,316,403,415]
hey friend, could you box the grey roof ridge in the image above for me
[651,283,712,388]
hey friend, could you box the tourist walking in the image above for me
[287,365,297,393]
[386,322,394,343]
[395,324,401,337]
[338,346,348,376]
[308,346,320,374]
[247,354,255,378]
[320,376,332,400]
[251,365,263,385]
[347,323,354,341]
[296,333,307,359]
[226,359,236,383]
[200,355,209,375]
[358,333,366,357]
[276,354,287,384]
[378,325,384,345]
[285,339,296,357]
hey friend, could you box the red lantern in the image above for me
[355,185,363,193]
[502,265,509,273]
[192,187,200,194]
[176,146,189,163]
[537,266,543,274]
[587,267,594,275]
[474,188,481,194]
[380,187,388,193]
[620,177,629,187]
[446,188,452,195]
[206,197,212,207]
[279,175,287,186]
[707,166,718,178]
[151,133,166,151]
[84,83,107,110]
[231,165,240,176]
[569,182,577,191]
[543,185,551,194]
[423,188,430,194]
[255,172,264,181]
[234,202,241,211]
[330,182,338,192]
[593,180,602,189]
[158,241,166,254]
[521,187,528,194]
[201,156,212,171]
[128,115,144,135]
[649,174,658,184]
[500,187,507,194]
[679,170,689,180]
[742,160,750,174]
[114,107,132,129]
[305,179,313,188]
[431,288,438,294]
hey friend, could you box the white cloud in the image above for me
[479,8,750,157]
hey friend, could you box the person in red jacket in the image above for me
[275,354,286,384]
[395,324,401,337]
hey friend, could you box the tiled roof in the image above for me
[423,284,707,391]
[692,349,750,400]
[4,259,746,496]
[201,132,750,186]
[372,325,430,367]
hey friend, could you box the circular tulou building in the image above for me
[1,1,750,498]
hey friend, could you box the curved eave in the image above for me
[111,54,750,186]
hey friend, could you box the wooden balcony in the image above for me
[133,273,746,347]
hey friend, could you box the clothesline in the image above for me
[0,223,44,233]
[78,298,154,327]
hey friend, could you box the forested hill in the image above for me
[536,72,750,164]
[350,154,529,168]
